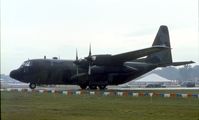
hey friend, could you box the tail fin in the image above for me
[146,25,172,64]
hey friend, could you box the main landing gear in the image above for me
[98,85,106,90]
[89,85,97,90]
[29,83,36,89]
[80,85,87,89]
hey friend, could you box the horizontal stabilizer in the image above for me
[170,61,195,66]
[158,61,195,67]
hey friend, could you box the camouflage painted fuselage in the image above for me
[10,59,156,86]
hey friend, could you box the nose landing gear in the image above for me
[29,83,36,89]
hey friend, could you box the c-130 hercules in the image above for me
[10,25,194,89]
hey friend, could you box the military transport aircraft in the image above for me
[10,25,194,90]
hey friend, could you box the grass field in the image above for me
[1,91,199,120]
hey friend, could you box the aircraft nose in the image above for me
[10,70,19,80]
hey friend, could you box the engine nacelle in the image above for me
[91,55,112,66]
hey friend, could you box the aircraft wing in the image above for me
[111,46,169,64]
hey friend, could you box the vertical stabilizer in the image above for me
[146,25,172,64]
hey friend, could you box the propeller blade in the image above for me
[76,66,79,76]
[75,49,79,76]
[88,64,91,75]
[76,48,78,61]
[89,43,91,57]
[88,43,92,75]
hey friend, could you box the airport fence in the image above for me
[1,88,199,99]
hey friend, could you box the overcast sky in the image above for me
[1,0,199,74]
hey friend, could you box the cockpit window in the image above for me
[20,61,32,68]
[25,61,32,66]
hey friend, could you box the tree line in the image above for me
[152,65,199,82]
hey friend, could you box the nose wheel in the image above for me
[29,83,36,89]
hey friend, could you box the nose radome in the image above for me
[10,69,26,83]
[10,70,17,79]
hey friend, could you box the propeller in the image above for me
[76,48,78,61]
[74,44,93,76]
[89,43,91,57]
[83,43,93,75]
[74,49,79,76]
[88,44,92,75]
